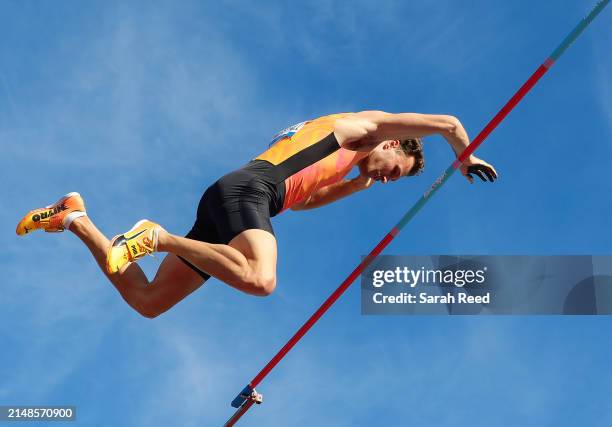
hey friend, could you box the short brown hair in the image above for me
[397,138,425,176]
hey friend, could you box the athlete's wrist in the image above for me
[348,175,373,191]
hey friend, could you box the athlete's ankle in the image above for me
[68,214,90,233]
[156,228,170,251]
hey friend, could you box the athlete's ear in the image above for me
[383,140,400,149]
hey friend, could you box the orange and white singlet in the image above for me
[181,113,365,280]
[256,113,368,211]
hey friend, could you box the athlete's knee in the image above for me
[131,295,161,318]
[137,306,161,319]
[120,288,163,318]
[127,298,159,318]
[245,271,276,297]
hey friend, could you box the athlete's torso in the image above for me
[255,113,368,211]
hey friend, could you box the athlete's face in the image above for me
[358,140,415,184]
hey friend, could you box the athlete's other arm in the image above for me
[335,111,469,155]
[334,111,498,183]
[290,174,373,211]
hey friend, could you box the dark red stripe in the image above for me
[457,64,550,163]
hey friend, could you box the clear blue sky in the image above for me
[2,1,611,426]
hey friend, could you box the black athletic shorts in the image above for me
[180,133,340,280]
[179,160,285,279]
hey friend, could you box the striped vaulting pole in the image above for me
[223,1,610,425]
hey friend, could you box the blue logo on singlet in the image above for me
[269,121,308,147]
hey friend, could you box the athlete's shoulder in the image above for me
[316,111,394,124]
[303,112,353,127]
[345,110,391,120]
[268,113,357,146]
[317,112,354,120]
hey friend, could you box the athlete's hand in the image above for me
[334,117,380,152]
[460,155,498,183]
[350,173,375,190]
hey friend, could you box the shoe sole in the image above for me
[46,192,82,208]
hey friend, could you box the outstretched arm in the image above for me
[335,111,469,157]
[290,175,373,211]
[334,111,498,183]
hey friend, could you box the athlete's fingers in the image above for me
[481,166,498,182]
[477,165,497,181]
[468,168,487,182]
[483,168,496,182]
[467,171,485,182]
[487,164,499,179]
[479,163,498,180]
[467,165,497,182]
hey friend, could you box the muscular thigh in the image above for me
[228,229,277,278]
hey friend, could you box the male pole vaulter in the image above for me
[16,111,497,318]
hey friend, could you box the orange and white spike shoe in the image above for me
[16,192,86,236]
[106,219,164,274]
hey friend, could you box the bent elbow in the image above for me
[441,115,461,137]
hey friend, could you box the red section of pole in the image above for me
[227,60,554,426]
[247,62,554,391]
[243,61,552,393]
[250,231,396,388]
[457,63,551,163]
